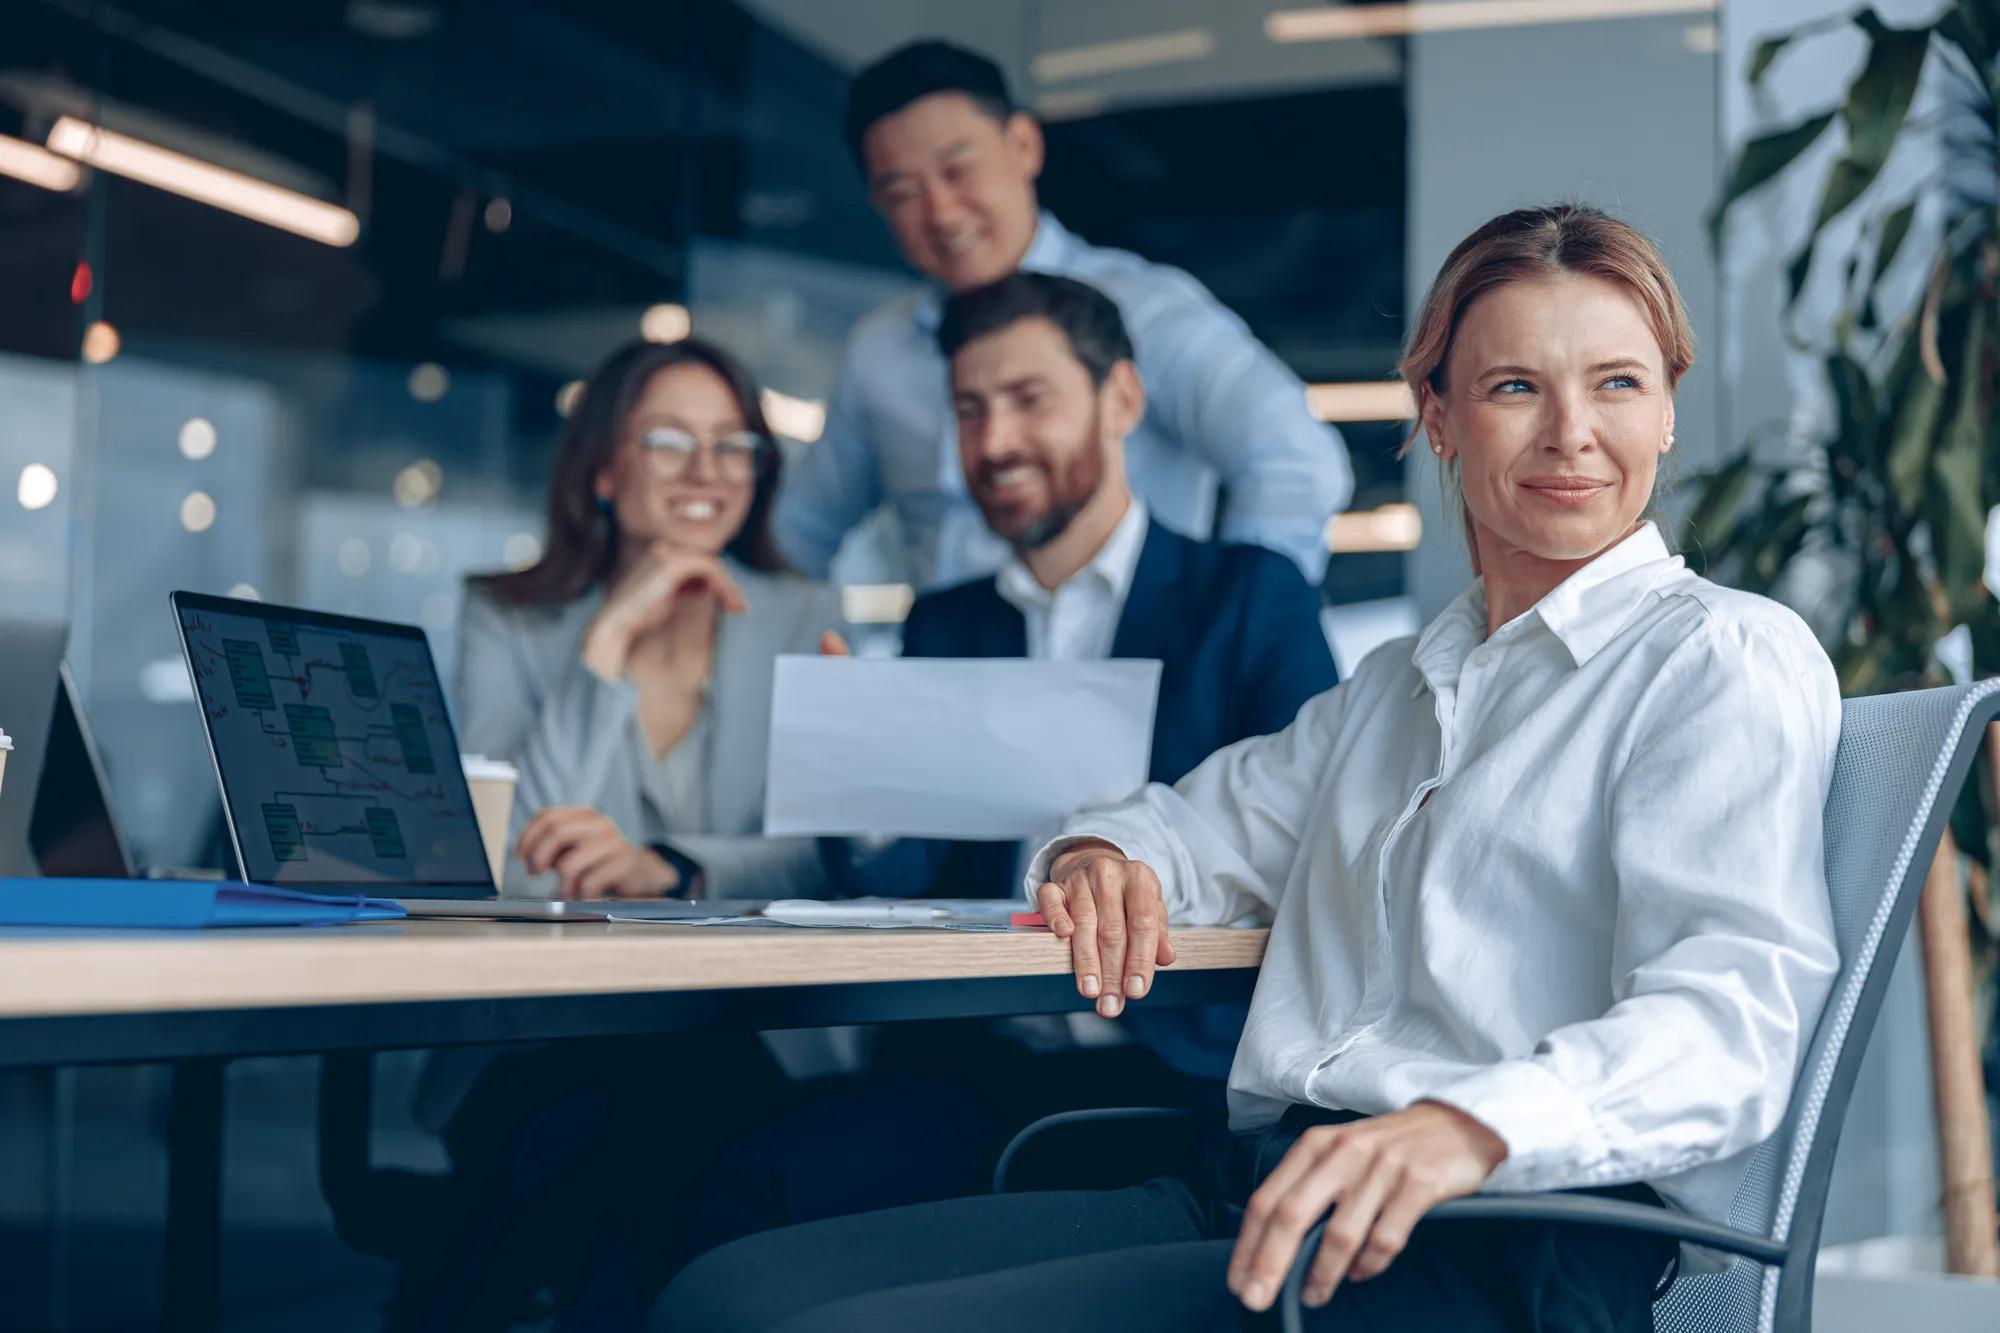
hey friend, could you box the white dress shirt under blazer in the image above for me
[1029,523,1841,1253]
[993,498,1149,662]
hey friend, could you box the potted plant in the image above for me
[1698,0,1999,1277]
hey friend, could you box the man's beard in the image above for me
[993,421,1106,553]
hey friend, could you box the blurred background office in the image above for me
[0,1,1989,1329]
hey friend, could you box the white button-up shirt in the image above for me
[1030,524,1841,1240]
[771,212,1353,589]
[994,499,1149,662]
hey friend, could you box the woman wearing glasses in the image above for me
[393,340,843,1331]
[457,337,843,901]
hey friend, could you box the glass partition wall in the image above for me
[5,0,1438,872]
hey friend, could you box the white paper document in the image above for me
[763,656,1161,839]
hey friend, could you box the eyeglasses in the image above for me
[635,426,769,481]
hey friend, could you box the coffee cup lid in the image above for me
[460,754,517,781]
[0,728,11,749]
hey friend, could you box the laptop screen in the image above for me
[174,593,494,894]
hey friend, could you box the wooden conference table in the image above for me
[0,918,1267,1330]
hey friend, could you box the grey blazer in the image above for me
[454,560,843,898]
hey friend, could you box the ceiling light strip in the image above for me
[45,116,359,248]
[1033,29,1217,83]
[0,134,82,192]
[1268,0,1717,44]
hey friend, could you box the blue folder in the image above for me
[0,878,407,928]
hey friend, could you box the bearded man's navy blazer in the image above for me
[822,516,1337,1077]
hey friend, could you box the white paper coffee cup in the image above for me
[461,754,519,887]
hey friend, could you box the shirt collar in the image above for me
[1530,522,1680,665]
[1412,522,1681,689]
[914,211,1073,334]
[1017,209,1073,273]
[995,497,1149,613]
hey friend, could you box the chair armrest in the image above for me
[992,1107,1201,1193]
[1279,1193,1788,1333]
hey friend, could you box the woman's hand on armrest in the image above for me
[1036,840,1176,1018]
[1228,1102,1507,1313]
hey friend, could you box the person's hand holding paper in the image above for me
[763,656,1160,839]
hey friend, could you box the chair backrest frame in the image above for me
[1719,682,2000,1333]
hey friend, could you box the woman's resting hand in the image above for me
[1035,840,1176,1018]
[1228,1102,1508,1313]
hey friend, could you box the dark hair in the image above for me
[470,337,782,608]
[936,271,1134,385]
[844,39,1016,167]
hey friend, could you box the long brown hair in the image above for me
[472,337,783,608]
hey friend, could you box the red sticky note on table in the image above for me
[1011,911,1048,928]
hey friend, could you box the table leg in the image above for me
[47,1067,74,1330]
[164,1059,226,1331]
[8,1067,72,1329]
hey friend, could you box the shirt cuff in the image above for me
[1422,1059,1609,1192]
[1021,833,1136,902]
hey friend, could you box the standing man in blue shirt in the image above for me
[771,39,1354,590]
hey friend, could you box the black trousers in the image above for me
[678,1020,1220,1236]
[385,1032,792,1333]
[655,1108,1676,1333]
[386,1024,1211,1332]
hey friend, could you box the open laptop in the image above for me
[29,661,140,878]
[0,614,70,878]
[170,590,751,920]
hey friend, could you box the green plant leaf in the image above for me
[1872,200,1919,283]
[1709,112,1836,247]
[1938,0,2000,69]
[1785,239,1820,308]
[1779,21,1933,299]
[1838,632,1892,694]
[1826,353,1882,470]
[1949,755,1995,866]
[1747,492,1816,593]
[1814,157,1880,234]
[1885,336,1950,517]
[1748,32,1794,85]
[1679,454,1756,568]
[1843,13,1932,167]
[1931,301,1993,620]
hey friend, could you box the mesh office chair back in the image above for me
[1656,680,2000,1333]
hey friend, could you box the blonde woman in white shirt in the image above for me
[655,203,1841,1333]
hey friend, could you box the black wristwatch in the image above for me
[651,842,703,899]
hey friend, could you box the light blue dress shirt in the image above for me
[772,211,1354,590]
